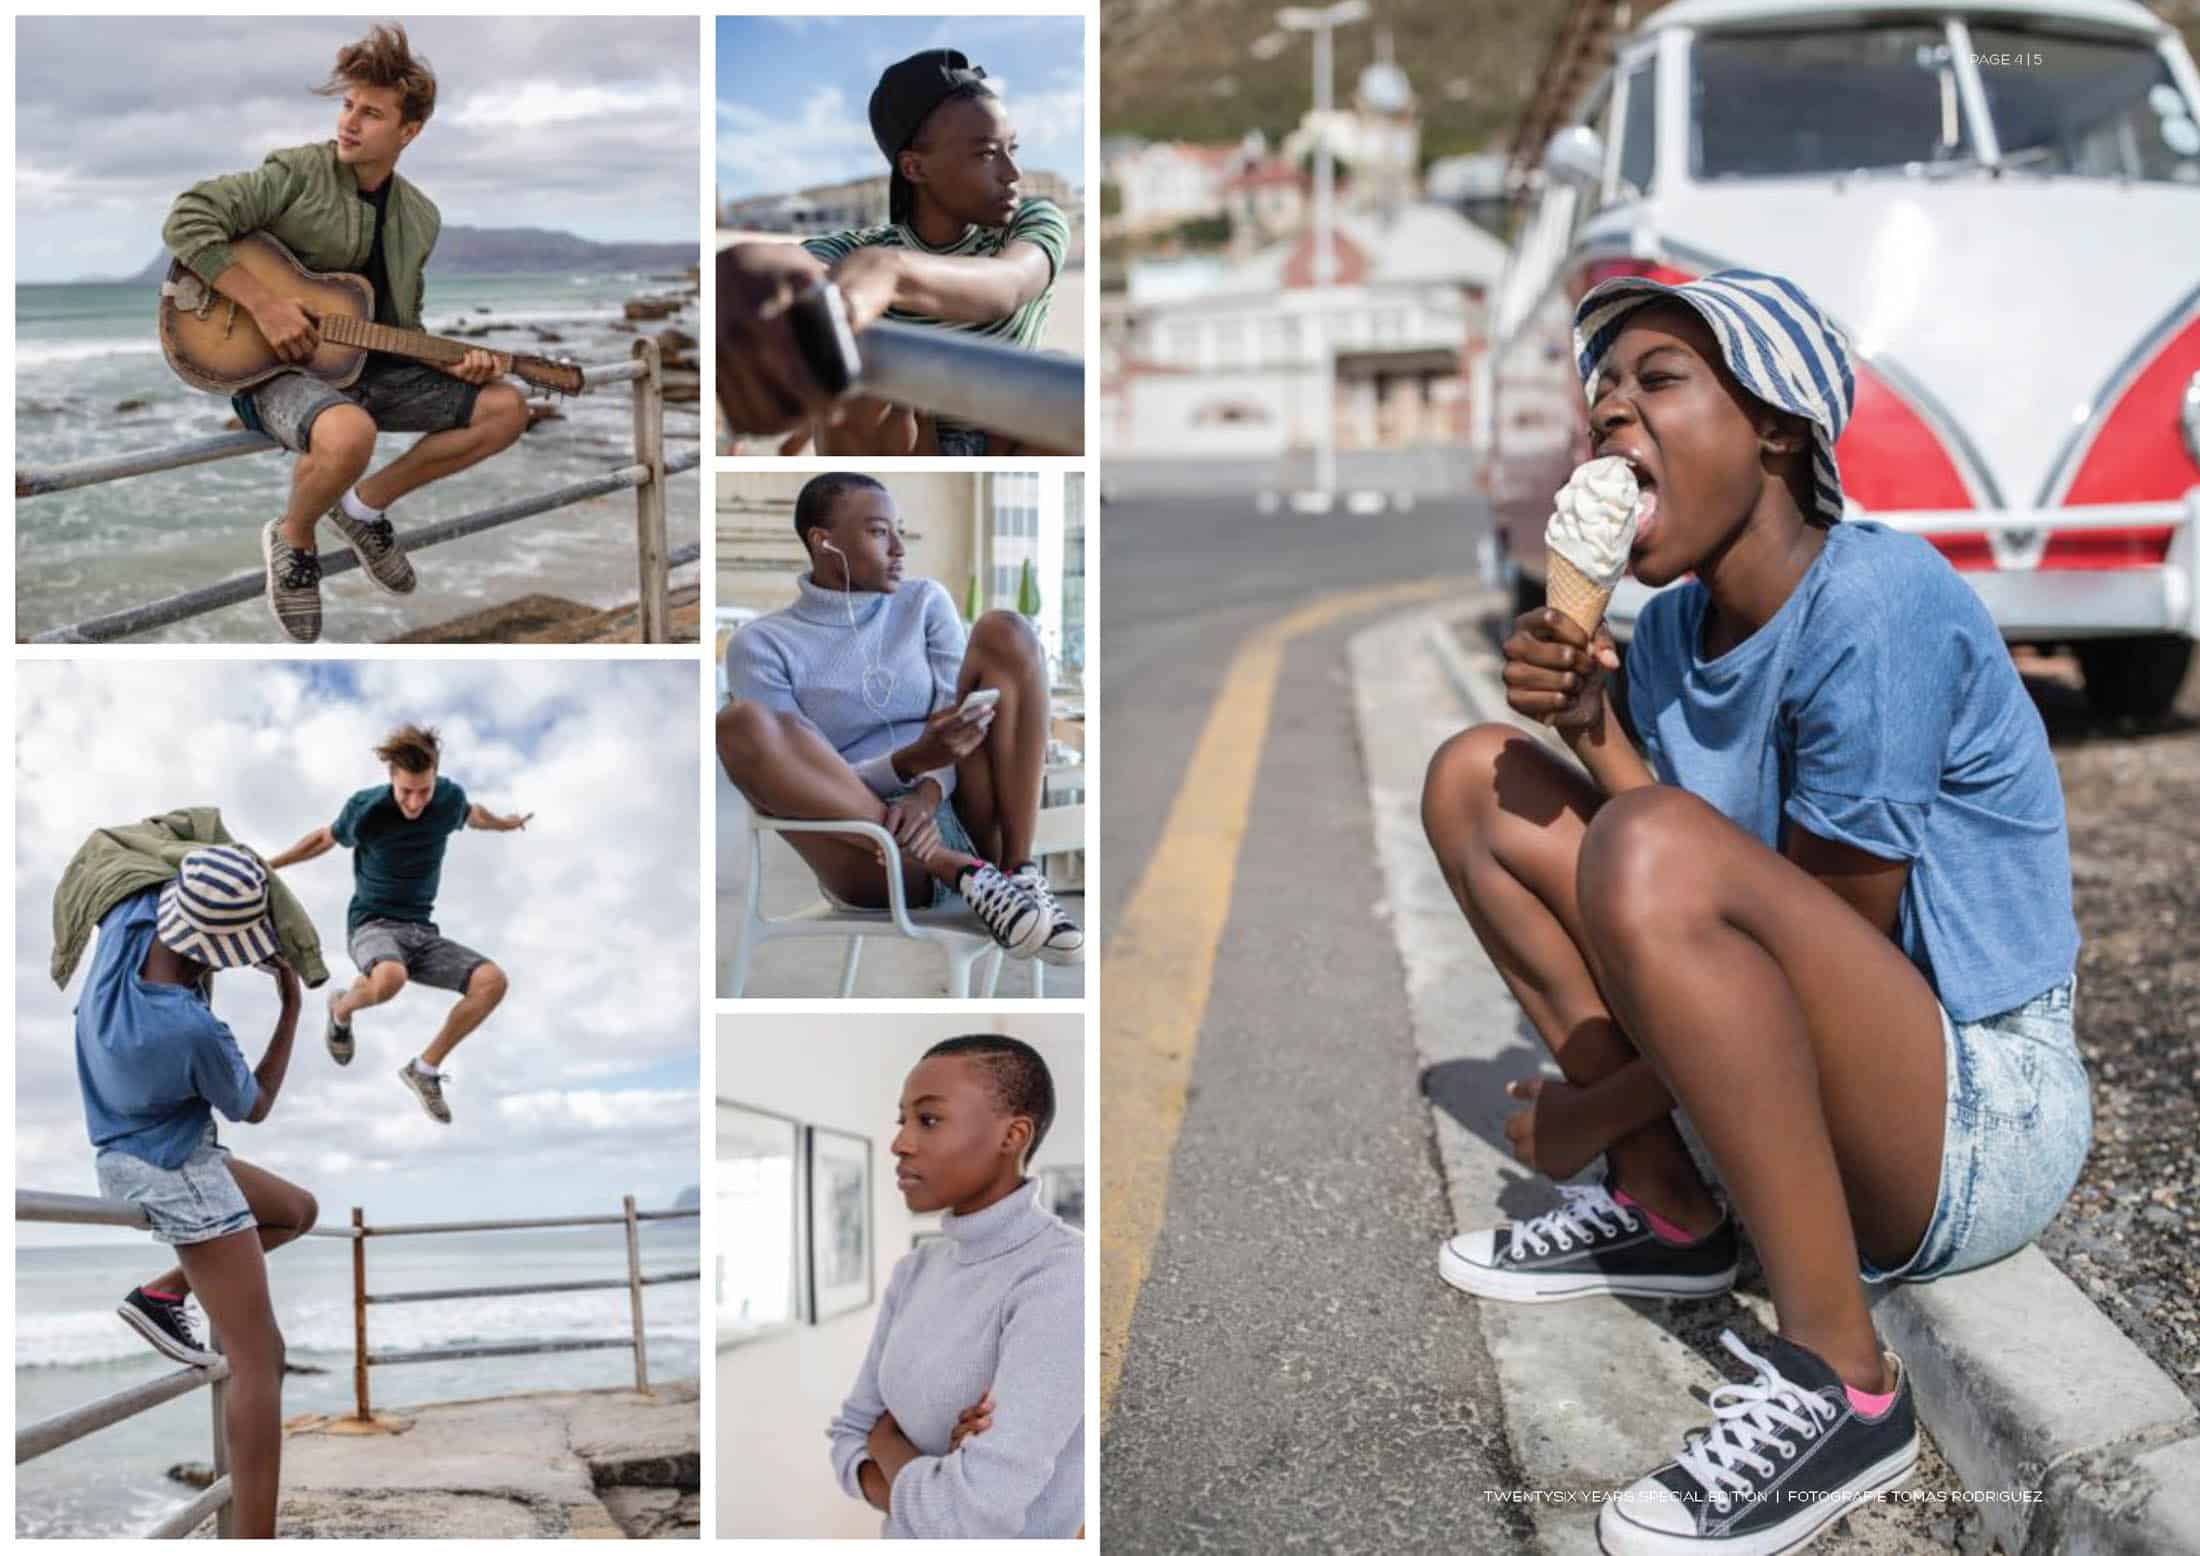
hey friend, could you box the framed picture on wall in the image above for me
[807,1125,874,1321]
[1038,1165,1085,1229]
[717,1100,805,1346]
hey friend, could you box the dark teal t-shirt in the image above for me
[332,777,469,934]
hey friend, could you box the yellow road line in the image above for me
[1100,577,1458,1422]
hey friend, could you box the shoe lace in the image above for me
[151,1292,203,1348]
[1671,1331,1841,1512]
[280,549,322,590]
[1510,1183,1638,1257]
[963,868,1031,939]
[1012,865,1062,920]
[354,518,395,557]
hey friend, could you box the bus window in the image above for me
[1691,26,1969,179]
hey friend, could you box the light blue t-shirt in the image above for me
[1624,521,2079,1022]
[74,887,259,1168]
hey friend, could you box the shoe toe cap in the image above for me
[1602,1473,1699,1537]
[1442,1228,1500,1271]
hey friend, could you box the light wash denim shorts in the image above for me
[819,793,982,911]
[1861,977,2090,1285]
[94,1121,255,1247]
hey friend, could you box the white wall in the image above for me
[716,1015,1085,1538]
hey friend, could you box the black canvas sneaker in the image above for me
[1598,1329,1919,1555]
[1438,1181,1738,1302]
[118,1286,220,1367]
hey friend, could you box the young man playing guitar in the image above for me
[162,25,528,644]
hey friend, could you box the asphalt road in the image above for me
[1099,492,1529,1551]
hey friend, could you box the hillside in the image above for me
[130,226,696,285]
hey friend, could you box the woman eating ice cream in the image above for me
[1418,270,2087,1554]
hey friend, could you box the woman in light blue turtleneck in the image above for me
[827,1035,1084,1538]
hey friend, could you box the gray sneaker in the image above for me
[325,506,417,595]
[398,1059,452,1124]
[260,520,322,644]
[325,995,354,1066]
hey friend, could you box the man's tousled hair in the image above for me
[319,23,438,125]
[375,723,442,774]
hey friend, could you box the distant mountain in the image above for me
[673,1184,701,1211]
[128,225,697,285]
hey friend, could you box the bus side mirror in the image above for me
[1544,125,1607,190]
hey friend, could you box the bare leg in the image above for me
[422,962,508,1068]
[353,384,528,510]
[331,960,408,1025]
[1574,784,1948,1393]
[174,1229,286,1538]
[949,610,1051,868]
[1420,724,1721,1229]
[279,404,376,551]
[717,702,976,908]
[145,1161,319,1300]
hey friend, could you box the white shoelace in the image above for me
[962,868,1035,941]
[1012,865,1067,928]
[1670,1331,1841,1512]
[1508,1183,1639,1257]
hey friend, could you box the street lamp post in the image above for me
[1277,0,1369,510]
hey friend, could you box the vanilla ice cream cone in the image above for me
[1545,551,1615,638]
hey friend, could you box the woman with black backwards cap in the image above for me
[717,48,1071,457]
[1418,270,2086,1553]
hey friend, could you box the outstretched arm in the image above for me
[467,804,532,833]
[266,825,337,871]
[831,243,1052,326]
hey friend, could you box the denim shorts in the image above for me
[350,916,491,994]
[819,793,981,910]
[1861,977,2090,1285]
[245,357,480,454]
[95,1122,255,1247]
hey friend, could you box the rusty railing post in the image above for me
[623,1194,649,1393]
[630,337,668,643]
[351,1207,370,1420]
[209,1329,234,1537]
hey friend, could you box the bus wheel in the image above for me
[2075,635,2194,719]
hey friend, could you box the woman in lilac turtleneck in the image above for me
[827,1035,1083,1538]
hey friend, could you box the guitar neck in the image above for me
[319,314,496,368]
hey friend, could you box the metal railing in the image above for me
[18,339,700,644]
[15,1188,699,1538]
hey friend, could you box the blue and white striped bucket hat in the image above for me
[1574,269,1856,526]
[156,846,278,970]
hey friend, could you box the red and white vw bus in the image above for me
[1483,0,2200,715]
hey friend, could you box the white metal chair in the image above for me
[725,816,1010,998]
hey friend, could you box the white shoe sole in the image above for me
[1596,1438,1920,1555]
[1035,931,1085,967]
[118,1303,220,1368]
[261,523,319,644]
[1438,1239,1736,1304]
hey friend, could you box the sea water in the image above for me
[15,1220,701,1537]
[15,272,701,642]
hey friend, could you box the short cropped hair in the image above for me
[924,1034,1056,1166]
[374,723,442,774]
[792,472,887,551]
[319,24,438,125]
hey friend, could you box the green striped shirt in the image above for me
[802,196,1068,352]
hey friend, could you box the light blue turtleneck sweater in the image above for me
[727,574,969,799]
[827,1179,1085,1538]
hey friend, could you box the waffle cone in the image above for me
[1545,552,1615,637]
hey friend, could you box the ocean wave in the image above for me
[17,337,162,368]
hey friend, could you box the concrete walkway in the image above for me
[276,1381,699,1539]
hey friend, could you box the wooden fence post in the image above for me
[352,1207,370,1420]
[623,1194,650,1393]
[209,1330,234,1537]
[630,338,668,643]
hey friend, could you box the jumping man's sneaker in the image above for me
[325,505,418,595]
[1438,1181,1738,1303]
[118,1286,221,1367]
[956,863,1050,959]
[399,1059,452,1124]
[326,994,355,1066]
[1598,1329,1919,1555]
[261,520,323,644]
[1009,863,1085,966]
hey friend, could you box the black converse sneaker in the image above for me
[1009,863,1085,966]
[956,863,1050,959]
[1598,1330,1919,1555]
[118,1286,221,1367]
[1438,1182,1738,1303]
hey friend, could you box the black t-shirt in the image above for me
[357,179,398,326]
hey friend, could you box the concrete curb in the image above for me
[1417,597,2200,1556]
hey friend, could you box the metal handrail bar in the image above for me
[21,340,693,643]
[146,1480,237,1540]
[359,1207,698,1237]
[854,320,1084,450]
[368,1338,637,1367]
[17,1359,231,1463]
[364,1269,699,1305]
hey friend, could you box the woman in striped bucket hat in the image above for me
[1423,271,2086,1552]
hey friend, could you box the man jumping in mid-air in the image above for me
[268,722,529,1123]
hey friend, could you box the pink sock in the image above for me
[1845,1381,1897,1419]
[1610,1188,1702,1245]
[141,1285,184,1302]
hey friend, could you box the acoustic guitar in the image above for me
[158,232,585,397]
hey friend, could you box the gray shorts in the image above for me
[95,1123,254,1247]
[248,356,481,454]
[349,916,491,993]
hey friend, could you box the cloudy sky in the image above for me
[17,660,701,1244]
[717,14,1084,205]
[16,16,700,283]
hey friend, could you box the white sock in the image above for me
[414,1057,440,1077]
[341,487,384,523]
